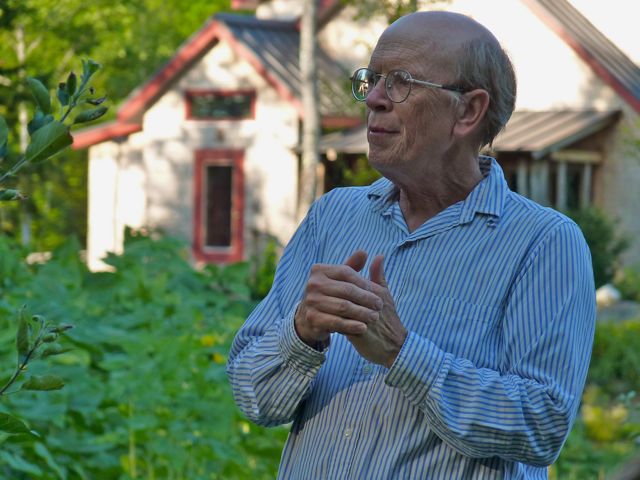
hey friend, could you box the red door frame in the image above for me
[193,149,244,263]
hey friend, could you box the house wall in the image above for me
[433,0,640,265]
[593,107,640,265]
[318,6,386,73]
[86,133,147,271]
[87,39,301,270]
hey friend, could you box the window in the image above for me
[186,90,255,120]
[193,150,244,263]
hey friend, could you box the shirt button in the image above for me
[362,364,372,375]
[344,427,353,438]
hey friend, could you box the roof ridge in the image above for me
[523,0,640,112]
[215,12,296,29]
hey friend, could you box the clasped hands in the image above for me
[294,250,407,368]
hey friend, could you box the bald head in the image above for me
[384,11,499,53]
[372,10,517,147]
[375,11,501,79]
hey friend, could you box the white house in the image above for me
[74,0,640,270]
[74,1,360,270]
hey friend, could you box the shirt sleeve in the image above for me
[226,202,326,427]
[385,220,596,467]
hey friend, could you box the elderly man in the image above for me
[227,10,595,479]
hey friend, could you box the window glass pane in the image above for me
[190,93,253,119]
[566,164,582,211]
[205,165,233,247]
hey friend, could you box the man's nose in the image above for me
[365,80,392,111]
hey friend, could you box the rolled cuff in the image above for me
[385,331,448,405]
[278,304,327,377]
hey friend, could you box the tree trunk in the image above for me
[297,0,321,220]
[16,25,32,247]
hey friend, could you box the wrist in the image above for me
[294,303,328,350]
[385,328,408,368]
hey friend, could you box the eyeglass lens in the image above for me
[351,69,412,103]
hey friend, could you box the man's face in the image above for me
[365,34,458,176]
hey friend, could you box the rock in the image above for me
[596,284,621,308]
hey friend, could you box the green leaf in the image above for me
[82,58,101,80]
[16,306,31,363]
[26,77,52,114]
[0,189,24,201]
[57,82,70,107]
[73,106,108,125]
[24,120,73,164]
[0,412,32,435]
[86,95,107,106]
[21,374,65,391]
[66,71,77,97]
[0,451,43,475]
[34,442,66,479]
[27,110,54,136]
[40,344,73,359]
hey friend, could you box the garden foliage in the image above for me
[0,231,286,479]
[566,207,630,288]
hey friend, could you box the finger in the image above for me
[310,296,380,324]
[370,255,388,288]
[308,312,367,335]
[315,264,371,292]
[314,280,383,311]
[344,250,367,272]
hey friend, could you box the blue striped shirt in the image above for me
[227,157,596,479]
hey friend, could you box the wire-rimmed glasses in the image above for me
[351,67,467,103]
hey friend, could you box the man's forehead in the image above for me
[368,36,446,73]
[377,11,496,54]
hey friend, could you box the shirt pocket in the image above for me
[402,295,503,366]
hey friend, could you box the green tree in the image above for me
[0,0,232,251]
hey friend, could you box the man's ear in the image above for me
[453,89,490,139]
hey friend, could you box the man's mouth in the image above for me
[368,126,399,135]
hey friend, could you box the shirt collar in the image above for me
[458,156,507,224]
[366,156,507,222]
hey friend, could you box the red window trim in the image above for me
[185,89,256,121]
[193,149,244,263]
[231,0,260,9]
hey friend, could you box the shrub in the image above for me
[0,233,287,479]
[614,267,640,302]
[566,207,630,288]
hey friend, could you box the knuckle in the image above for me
[336,299,350,316]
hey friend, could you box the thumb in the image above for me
[369,255,387,288]
[344,250,368,272]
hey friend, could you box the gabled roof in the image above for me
[317,110,621,159]
[523,0,640,113]
[74,12,358,149]
[217,13,359,120]
[488,109,620,159]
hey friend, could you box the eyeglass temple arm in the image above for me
[410,78,466,93]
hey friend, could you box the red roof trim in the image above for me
[523,0,640,113]
[78,13,357,147]
[231,0,260,9]
[118,20,222,122]
[72,121,142,150]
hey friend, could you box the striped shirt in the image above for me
[227,157,596,479]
